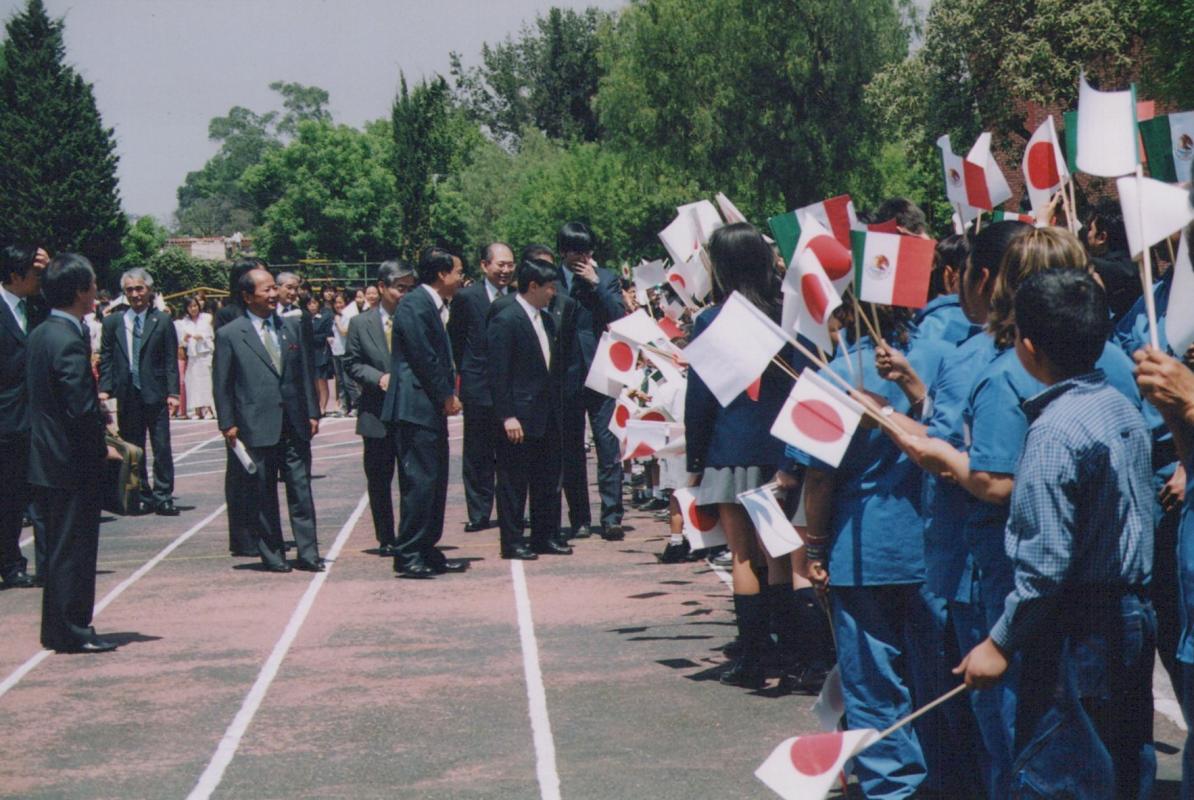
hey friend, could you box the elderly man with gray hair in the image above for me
[98,266,181,515]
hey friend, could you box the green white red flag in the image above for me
[1140,111,1194,184]
[781,213,846,353]
[936,133,1010,220]
[851,230,936,308]
[767,195,857,263]
[989,210,1036,225]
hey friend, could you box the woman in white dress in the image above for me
[176,296,215,419]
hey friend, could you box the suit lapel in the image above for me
[115,312,131,364]
[239,319,280,376]
[367,309,386,356]
[516,308,549,373]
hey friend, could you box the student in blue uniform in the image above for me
[959,269,1155,799]
[912,233,981,346]
[784,302,951,799]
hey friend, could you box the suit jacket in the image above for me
[490,292,582,400]
[26,315,107,489]
[343,307,391,438]
[0,295,45,436]
[98,307,180,406]
[448,281,506,407]
[487,298,558,440]
[212,313,319,448]
[556,264,625,371]
[381,286,455,429]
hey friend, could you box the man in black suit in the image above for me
[0,244,48,589]
[381,246,468,579]
[489,258,573,559]
[555,222,627,540]
[213,268,324,573]
[344,259,415,556]
[28,254,115,652]
[98,267,181,516]
[216,259,267,557]
[448,242,515,533]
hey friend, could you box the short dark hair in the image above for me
[42,253,94,309]
[1014,269,1108,377]
[228,258,267,302]
[377,259,413,287]
[479,242,512,263]
[416,246,458,285]
[966,220,1032,279]
[557,222,595,254]
[237,268,268,301]
[930,234,969,297]
[517,258,558,293]
[872,198,927,235]
[0,244,37,284]
[1087,198,1129,254]
[521,243,555,264]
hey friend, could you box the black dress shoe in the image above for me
[600,524,624,541]
[65,639,118,654]
[433,558,469,574]
[1,571,36,589]
[155,500,180,517]
[720,655,765,689]
[570,524,592,540]
[377,543,400,557]
[293,558,327,572]
[395,561,437,579]
[263,561,293,573]
[501,543,538,560]
[463,519,491,532]
[532,539,573,555]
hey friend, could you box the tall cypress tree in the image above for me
[0,0,126,283]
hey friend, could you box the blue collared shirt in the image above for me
[912,293,981,347]
[989,371,1153,651]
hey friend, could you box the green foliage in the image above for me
[0,0,127,282]
[270,80,331,137]
[451,7,612,143]
[1139,0,1194,108]
[240,119,402,264]
[112,214,169,274]
[143,247,227,299]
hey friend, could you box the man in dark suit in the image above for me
[98,267,181,516]
[555,222,627,540]
[27,254,115,652]
[0,244,48,589]
[381,246,468,579]
[488,258,572,559]
[344,259,415,556]
[213,268,324,573]
[448,242,515,532]
[216,259,268,557]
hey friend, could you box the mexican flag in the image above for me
[767,195,857,263]
[851,230,936,309]
[989,210,1036,225]
[1140,111,1194,184]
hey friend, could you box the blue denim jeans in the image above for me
[1011,592,1156,800]
[953,597,1014,798]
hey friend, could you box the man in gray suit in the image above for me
[213,268,324,574]
[343,259,415,557]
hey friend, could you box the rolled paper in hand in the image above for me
[232,439,257,475]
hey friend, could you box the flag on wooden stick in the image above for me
[1076,72,1139,177]
[1022,116,1069,216]
[851,230,937,309]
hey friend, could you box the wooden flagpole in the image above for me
[1133,165,1162,349]
[876,684,968,741]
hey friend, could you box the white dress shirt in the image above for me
[422,284,449,327]
[516,293,551,370]
[247,309,280,352]
[484,279,506,304]
[0,285,27,333]
[124,307,148,358]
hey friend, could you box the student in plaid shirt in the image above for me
[957,269,1156,799]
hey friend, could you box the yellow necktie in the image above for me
[384,316,392,353]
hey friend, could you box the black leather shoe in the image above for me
[720,655,765,689]
[68,639,118,654]
[432,558,469,574]
[657,540,691,564]
[600,524,624,541]
[155,500,180,517]
[263,561,293,573]
[396,562,437,579]
[463,519,491,532]
[570,524,592,540]
[377,543,400,557]
[1,571,36,589]
[532,539,573,555]
[501,543,538,560]
[293,558,327,573]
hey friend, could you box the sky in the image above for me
[0,0,626,223]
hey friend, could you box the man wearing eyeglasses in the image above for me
[344,259,416,556]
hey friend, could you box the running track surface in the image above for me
[0,416,1186,798]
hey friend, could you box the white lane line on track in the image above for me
[186,492,370,800]
[708,560,733,590]
[511,559,563,800]
[174,449,362,480]
[176,436,361,468]
[0,504,227,700]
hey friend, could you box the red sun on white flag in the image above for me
[792,398,849,442]
[805,236,852,282]
[755,729,878,800]
[800,273,832,325]
[1026,141,1061,190]
[771,370,864,468]
[608,340,636,372]
[674,487,726,549]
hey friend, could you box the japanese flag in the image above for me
[633,259,668,293]
[623,419,670,461]
[1115,174,1194,258]
[738,485,804,558]
[666,255,711,306]
[684,292,789,407]
[781,214,846,355]
[770,370,864,468]
[610,308,670,347]
[608,392,638,442]
[1167,232,1194,354]
[716,192,749,224]
[674,487,726,550]
[659,211,702,266]
[811,665,846,732]
[678,199,725,243]
[755,729,878,800]
[1022,116,1069,216]
[585,332,640,396]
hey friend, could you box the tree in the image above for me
[240,119,402,263]
[143,247,228,299]
[595,0,910,220]
[270,80,332,137]
[112,214,169,274]
[1138,0,1194,108]
[451,6,612,144]
[0,0,127,281]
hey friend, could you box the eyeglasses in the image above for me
[395,283,414,293]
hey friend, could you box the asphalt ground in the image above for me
[0,416,1187,798]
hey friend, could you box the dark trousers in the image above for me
[1013,592,1156,800]
[1152,466,1183,699]
[225,448,256,554]
[462,402,498,526]
[496,415,562,551]
[0,432,45,579]
[245,426,319,568]
[35,480,101,650]
[362,427,400,547]
[394,421,448,568]
[561,387,623,529]
[332,355,358,411]
[117,395,173,506]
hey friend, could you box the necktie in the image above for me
[131,313,143,390]
[15,298,27,334]
[262,318,283,372]
[532,311,551,369]
[383,316,392,353]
